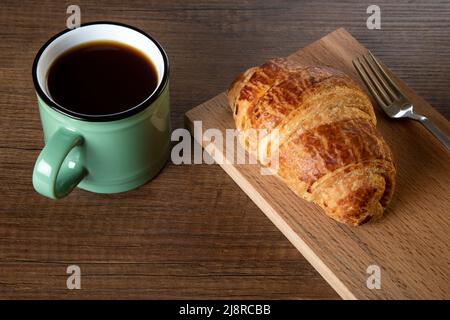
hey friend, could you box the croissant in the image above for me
[228,58,396,226]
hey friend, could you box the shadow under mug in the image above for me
[32,22,171,199]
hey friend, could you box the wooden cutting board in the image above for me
[185,28,450,300]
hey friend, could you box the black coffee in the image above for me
[47,40,158,116]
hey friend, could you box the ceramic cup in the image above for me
[32,22,171,199]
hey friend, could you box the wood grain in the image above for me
[186,28,450,299]
[0,0,449,299]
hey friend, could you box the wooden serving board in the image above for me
[185,28,450,299]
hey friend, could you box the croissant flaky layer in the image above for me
[228,58,396,226]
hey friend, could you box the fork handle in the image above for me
[417,117,450,151]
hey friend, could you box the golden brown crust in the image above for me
[228,59,309,130]
[228,58,396,226]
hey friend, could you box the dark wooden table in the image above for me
[0,0,448,299]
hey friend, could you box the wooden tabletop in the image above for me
[1,0,449,299]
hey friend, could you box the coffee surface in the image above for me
[47,40,158,116]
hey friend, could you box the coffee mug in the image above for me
[32,22,171,199]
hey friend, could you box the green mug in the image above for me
[32,22,171,199]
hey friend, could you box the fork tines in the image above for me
[352,51,405,109]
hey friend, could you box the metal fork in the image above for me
[353,51,450,151]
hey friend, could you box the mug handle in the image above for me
[33,128,87,199]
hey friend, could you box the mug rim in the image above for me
[32,21,170,122]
